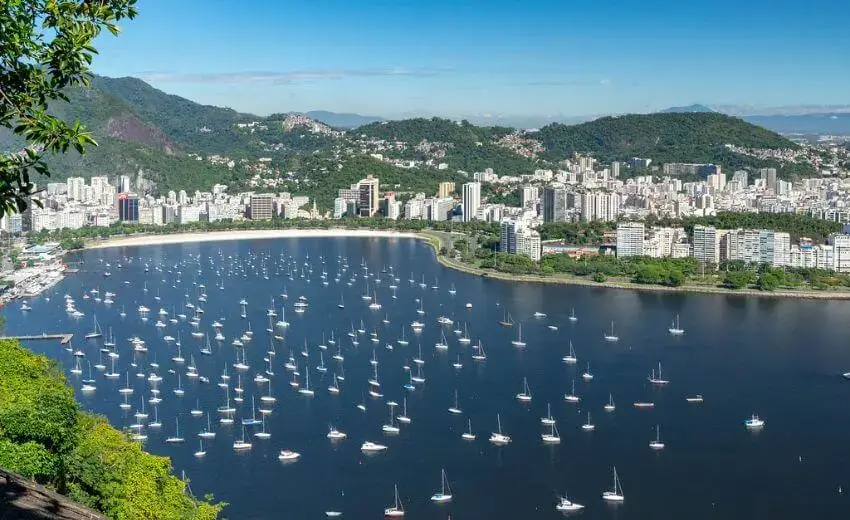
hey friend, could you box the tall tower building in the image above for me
[358,175,380,217]
[462,182,481,222]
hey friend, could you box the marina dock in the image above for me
[0,333,74,345]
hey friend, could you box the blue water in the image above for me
[3,236,850,520]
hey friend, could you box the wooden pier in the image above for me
[1,333,74,345]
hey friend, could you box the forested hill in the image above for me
[355,117,513,143]
[534,112,797,165]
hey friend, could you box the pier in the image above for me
[1,333,74,345]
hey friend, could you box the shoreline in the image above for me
[83,229,423,250]
[74,228,850,300]
[422,238,850,301]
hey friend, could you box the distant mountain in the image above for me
[304,111,383,129]
[659,104,715,114]
[742,114,850,136]
[534,112,806,174]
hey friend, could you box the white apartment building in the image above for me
[759,230,790,267]
[830,233,850,273]
[580,191,619,222]
[692,225,719,265]
[616,222,645,257]
[462,182,481,222]
[500,219,541,261]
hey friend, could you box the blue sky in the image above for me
[92,0,850,118]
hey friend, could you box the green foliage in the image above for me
[483,184,521,206]
[0,0,137,217]
[538,221,615,243]
[0,340,223,518]
[540,254,698,287]
[493,252,538,274]
[592,272,607,283]
[356,118,538,175]
[723,269,757,289]
[535,113,814,178]
[675,212,843,243]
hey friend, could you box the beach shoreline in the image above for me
[84,229,423,250]
[80,228,850,300]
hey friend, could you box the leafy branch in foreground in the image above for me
[0,0,137,217]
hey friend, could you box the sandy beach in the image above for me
[86,229,422,250]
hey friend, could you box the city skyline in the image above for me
[91,0,850,118]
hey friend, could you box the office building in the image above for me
[118,193,139,223]
[462,182,481,222]
[616,222,645,257]
[249,193,275,220]
[692,225,718,265]
[358,175,380,217]
[760,168,777,194]
[118,175,131,194]
[542,186,568,223]
[438,182,456,199]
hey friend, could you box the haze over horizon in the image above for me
[93,0,849,119]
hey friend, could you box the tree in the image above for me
[0,0,137,217]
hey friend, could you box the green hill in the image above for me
[535,112,804,172]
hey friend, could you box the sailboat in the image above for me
[668,314,685,335]
[649,425,665,450]
[166,418,185,443]
[582,362,594,381]
[85,315,103,339]
[581,412,595,431]
[602,467,625,502]
[471,341,487,361]
[462,419,476,441]
[254,414,271,439]
[564,379,580,403]
[511,323,526,347]
[562,341,577,364]
[382,403,400,434]
[489,413,511,445]
[299,366,315,396]
[603,321,619,342]
[397,327,409,346]
[233,426,252,450]
[396,397,411,424]
[499,309,514,327]
[199,413,216,439]
[337,294,345,309]
[516,377,532,402]
[194,439,206,458]
[430,469,453,503]
[448,390,462,415]
[541,422,561,444]
[384,485,405,517]
[604,393,616,412]
[540,403,555,425]
[449,283,456,295]
[568,308,577,322]
[648,362,670,385]
[435,330,449,350]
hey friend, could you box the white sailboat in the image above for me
[489,413,511,445]
[649,425,665,450]
[448,390,462,415]
[430,469,453,503]
[541,422,561,444]
[510,323,526,347]
[540,403,555,425]
[668,314,685,335]
[396,397,411,424]
[384,484,405,517]
[562,341,577,364]
[233,426,252,450]
[603,321,619,342]
[604,393,616,412]
[516,377,532,402]
[648,362,670,385]
[462,419,476,441]
[564,379,580,403]
[382,403,400,434]
[581,412,595,431]
[165,418,185,444]
[602,467,625,502]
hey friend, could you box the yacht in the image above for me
[278,450,301,461]
[327,426,347,440]
[686,394,704,403]
[533,311,547,318]
[745,414,765,430]
[556,496,584,513]
[361,441,388,452]
[602,467,625,502]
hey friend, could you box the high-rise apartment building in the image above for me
[117,193,139,223]
[692,225,718,265]
[358,175,380,217]
[438,182,456,199]
[249,193,275,220]
[580,191,619,222]
[542,186,568,223]
[500,219,541,261]
[616,222,645,257]
[760,168,777,194]
[66,177,85,201]
[462,182,481,222]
